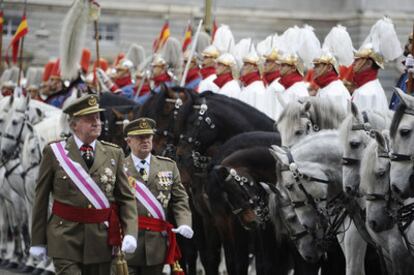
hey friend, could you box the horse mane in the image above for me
[210,131,280,167]
[308,97,347,129]
[292,130,342,166]
[390,103,407,139]
[339,110,390,145]
[138,90,167,118]
[221,147,275,172]
[359,139,379,193]
[277,100,303,125]
[277,97,346,129]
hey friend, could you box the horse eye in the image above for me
[349,141,360,149]
[12,120,18,126]
[0,119,3,123]
[285,183,294,190]
[376,170,386,178]
[400,128,411,137]
[295,129,304,136]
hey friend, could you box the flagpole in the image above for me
[17,0,28,87]
[0,0,4,74]
[94,19,101,94]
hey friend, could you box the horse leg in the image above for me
[254,223,291,275]
[382,226,414,275]
[342,219,367,275]
[198,214,221,275]
[221,218,249,275]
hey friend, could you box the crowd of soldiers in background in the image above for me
[0,17,412,119]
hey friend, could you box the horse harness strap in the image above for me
[351,111,372,132]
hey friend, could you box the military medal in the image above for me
[157,191,171,208]
[111,158,116,166]
[158,171,173,189]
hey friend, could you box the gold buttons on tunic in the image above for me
[88,204,92,209]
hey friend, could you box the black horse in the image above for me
[211,143,347,275]
[99,92,140,152]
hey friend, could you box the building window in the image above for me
[94,22,119,42]
[3,16,20,37]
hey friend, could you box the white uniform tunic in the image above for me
[266,78,285,120]
[317,79,351,113]
[352,79,389,113]
[198,74,217,93]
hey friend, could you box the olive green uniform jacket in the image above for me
[124,154,191,266]
[31,136,138,264]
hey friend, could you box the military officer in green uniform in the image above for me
[30,94,138,275]
[124,118,193,275]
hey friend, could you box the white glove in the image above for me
[406,54,414,73]
[29,246,47,260]
[172,225,194,239]
[121,234,137,254]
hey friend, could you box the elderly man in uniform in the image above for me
[29,94,138,275]
[124,118,193,275]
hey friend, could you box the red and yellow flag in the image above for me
[182,22,192,52]
[153,20,170,53]
[7,15,29,64]
[0,11,4,27]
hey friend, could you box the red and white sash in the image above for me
[50,141,110,210]
[133,178,166,221]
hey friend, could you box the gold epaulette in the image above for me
[154,155,174,162]
[100,140,120,148]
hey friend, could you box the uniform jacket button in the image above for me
[88,204,92,209]
[59,221,63,225]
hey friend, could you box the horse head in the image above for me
[1,93,33,159]
[212,165,269,230]
[138,84,196,159]
[360,130,394,233]
[340,102,390,196]
[272,184,324,263]
[390,88,414,199]
[277,97,346,148]
[270,131,343,246]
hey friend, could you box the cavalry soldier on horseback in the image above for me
[211,53,241,98]
[198,45,219,93]
[182,50,202,91]
[351,17,402,113]
[30,94,138,275]
[150,55,174,93]
[124,118,193,275]
[312,25,353,113]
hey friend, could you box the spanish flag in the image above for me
[182,22,192,52]
[7,15,29,64]
[153,20,170,53]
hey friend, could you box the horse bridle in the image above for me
[274,187,312,243]
[1,106,28,163]
[342,111,372,167]
[280,149,351,247]
[389,107,414,163]
[154,97,183,159]
[221,167,270,227]
[179,98,214,171]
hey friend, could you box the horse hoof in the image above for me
[5,261,19,269]
[32,268,45,275]
[20,265,35,273]
[40,270,55,275]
